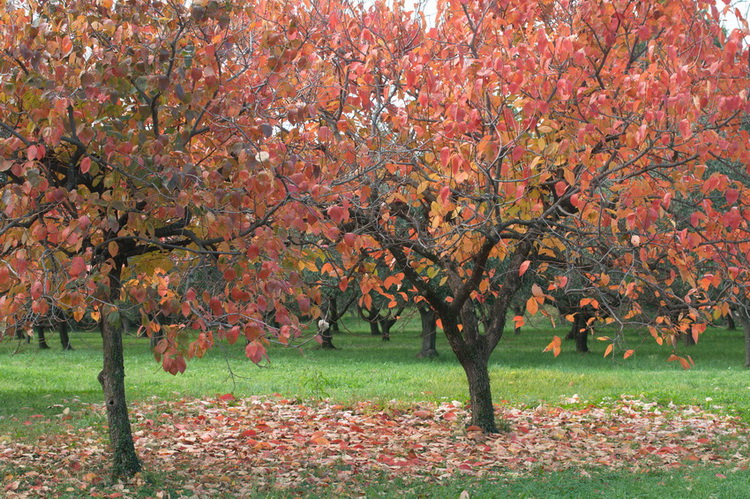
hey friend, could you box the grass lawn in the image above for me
[1,317,749,497]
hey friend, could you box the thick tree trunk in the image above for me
[417,306,438,358]
[59,321,73,350]
[98,263,141,479]
[457,352,497,432]
[35,326,50,349]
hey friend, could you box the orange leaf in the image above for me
[526,296,538,315]
[603,343,613,358]
[543,335,561,357]
[518,260,531,276]
[623,349,635,359]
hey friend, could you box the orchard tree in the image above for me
[0,0,332,478]
[309,0,750,431]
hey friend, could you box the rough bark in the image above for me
[98,262,141,479]
[743,316,750,369]
[417,306,438,358]
[456,348,497,432]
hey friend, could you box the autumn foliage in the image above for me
[1,0,750,478]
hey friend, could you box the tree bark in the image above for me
[573,314,589,353]
[98,262,141,479]
[743,316,750,369]
[380,317,396,341]
[16,328,30,343]
[35,326,50,349]
[329,296,340,334]
[727,311,736,331]
[417,306,438,358]
[368,320,380,336]
[320,324,336,349]
[457,350,497,432]
[59,321,73,350]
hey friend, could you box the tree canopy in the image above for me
[1,0,749,478]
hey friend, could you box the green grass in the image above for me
[2,317,749,497]
[2,317,748,425]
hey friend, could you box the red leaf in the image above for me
[80,157,91,174]
[69,256,86,277]
[725,188,739,204]
[219,393,235,401]
[327,205,349,224]
[245,341,266,364]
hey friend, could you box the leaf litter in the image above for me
[2,395,748,497]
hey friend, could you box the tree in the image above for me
[308,0,750,431]
[0,0,330,478]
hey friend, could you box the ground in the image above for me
[2,395,748,497]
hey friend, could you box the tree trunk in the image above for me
[369,320,380,336]
[98,263,141,479]
[513,303,523,335]
[149,328,165,350]
[458,352,497,432]
[35,326,50,349]
[381,317,396,341]
[727,311,736,331]
[16,328,30,343]
[743,316,750,369]
[417,306,438,358]
[59,321,73,350]
[330,297,340,334]
[574,314,589,353]
[320,324,336,349]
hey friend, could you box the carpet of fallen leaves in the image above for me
[2,395,749,497]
